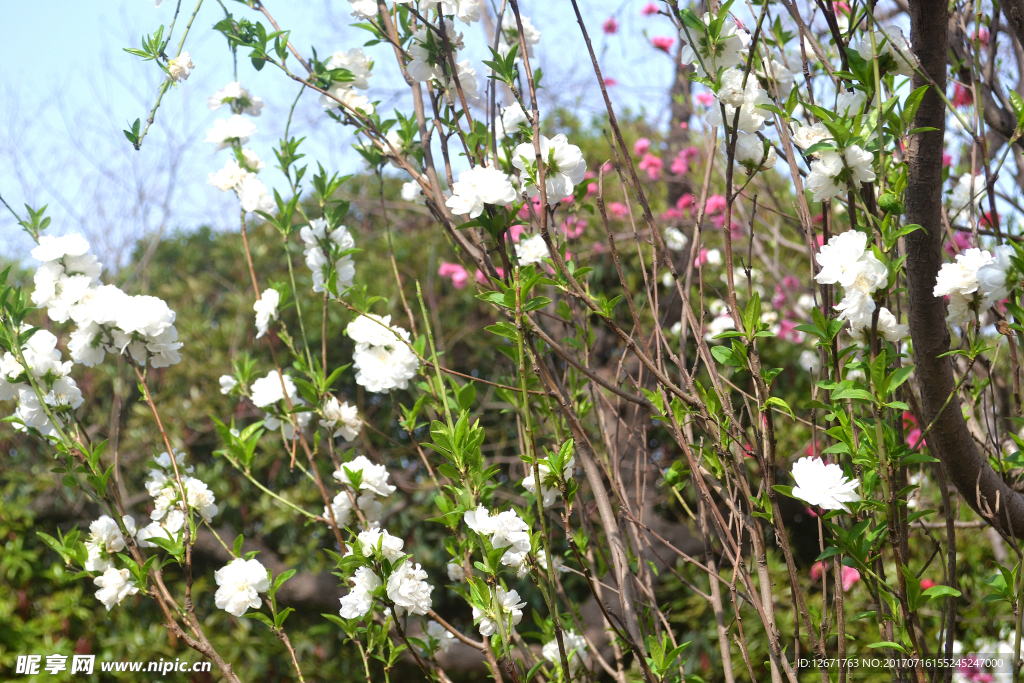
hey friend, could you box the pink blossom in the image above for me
[772,286,787,309]
[841,567,861,591]
[729,221,744,240]
[638,153,663,179]
[603,77,618,87]
[608,202,629,219]
[516,198,543,221]
[974,28,990,45]
[903,412,927,450]
[670,146,700,175]
[592,242,606,254]
[602,16,619,34]
[561,217,587,239]
[705,194,727,215]
[634,137,651,156]
[944,230,972,256]
[952,83,973,108]
[695,248,709,267]
[810,561,825,582]
[676,194,694,212]
[920,578,937,590]
[696,91,716,107]
[509,224,527,242]
[661,207,683,220]
[783,274,800,289]
[438,262,469,289]
[679,121,689,129]
[584,171,596,179]
[602,162,613,173]
[834,1,851,14]
[652,36,674,52]
[641,2,659,15]
[587,182,598,195]
[777,318,803,343]
[475,267,505,284]
[942,151,953,168]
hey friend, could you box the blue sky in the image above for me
[0,0,678,266]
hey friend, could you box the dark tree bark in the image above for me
[905,0,1024,537]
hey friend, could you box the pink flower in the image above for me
[641,2,659,15]
[602,162,613,173]
[952,83,973,108]
[729,221,744,240]
[834,1,851,14]
[603,77,618,87]
[661,207,683,220]
[652,36,674,52]
[942,151,953,168]
[638,153,663,179]
[670,146,700,175]
[695,248,709,267]
[475,267,505,284]
[676,194,694,212]
[587,182,598,195]
[772,286,787,309]
[974,28,990,45]
[634,137,651,156]
[783,274,800,289]
[696,91,716,107]
[516,198,543,221]
[509,224,527,242]
[592,242,606,254]
[777,318,803,343]
[602,16,619,34]
[705,194,727,215]
[841,566,861,591]
[438,262,469,289]
[561,217,587,239]
[903,412,927,450]
[679,121,689,130]
[810,561,825,582]
[920,579,937,590]
[944,230,972,256]
[608,202,629,219]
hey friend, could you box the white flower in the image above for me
[542,629,589,672]
[836,90,867,117]
[207,82,264,115]
[89,515,130,554]
[94,568,138,611]
[515,234,549,265]
[855,28,916,76]
[446,166,517,218]
[729,132,776,173]
[236,174,275,214]
[300,219,356,297]
[347,0,378,18]
[326,489,383,528]
[205,115,257,150]
[346,315,420,393]
[386,561,433,616]
[321,397,361,440]
[679,14,751,77]
[440,59,481,105]
[496,102,528,137]
[790,121,831,152]
[949,174,987,216]
[522,457,575,508]
[401,181,426,205]
[665,227,688,252]
[848,307,910,343]
[798,349,820,374]
[705,313,735,341]
[843,145,876,186]
[250,370,300,409]
[31,234,91,262]
[209,160,248,191]
[339,567,381,619]
[214,558,270,617]
[473,587,526,636]
[512,134,587,204]
[167,52,194,82]
[219,375,238,395]
[327,48,373,89]
[446,561,467,581]
[498,13,541,57]
[320,84,375,115]
[183,476,219,522]
[333,455,396,497]
[464,505,494,534]
[253,289,280,339]
[357,528,405,562]
[760,58,795,95]
[432,0,481,25]
[427,621,456,654]
[790,456,860,512]
[487,510,531,553]
[934,246,1014,325]
[706,249,723,266]
[815,230,887,298]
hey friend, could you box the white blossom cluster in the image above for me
[0,326,82,437]
[542,629,590,673]
[214,558,270,617]
[446,165,517,218]
[515,233,550,266]
[815,230,908,342]
[321,396,361,441]
[320,47,375,115]
[512,134,587,205]
[300,218,356,299]
[791,456,860,512]
[472,586,527,637]
[790,90,877,201]
[94,568,139,611]
[465,505,533,577]
[933,245,1014,326]
[948,174,987,217]
[327,455,395,528]
[85,514,136,572]
[522,455,575,507]
[250,370,312,440]
[167,52,194,82]
[406,19,482,105]
[136,450,220,548]
[206,82,273,214]
[339,527,434,619]
[346,315,420,393]
[25,234,184,376]
[497,13,541,58]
